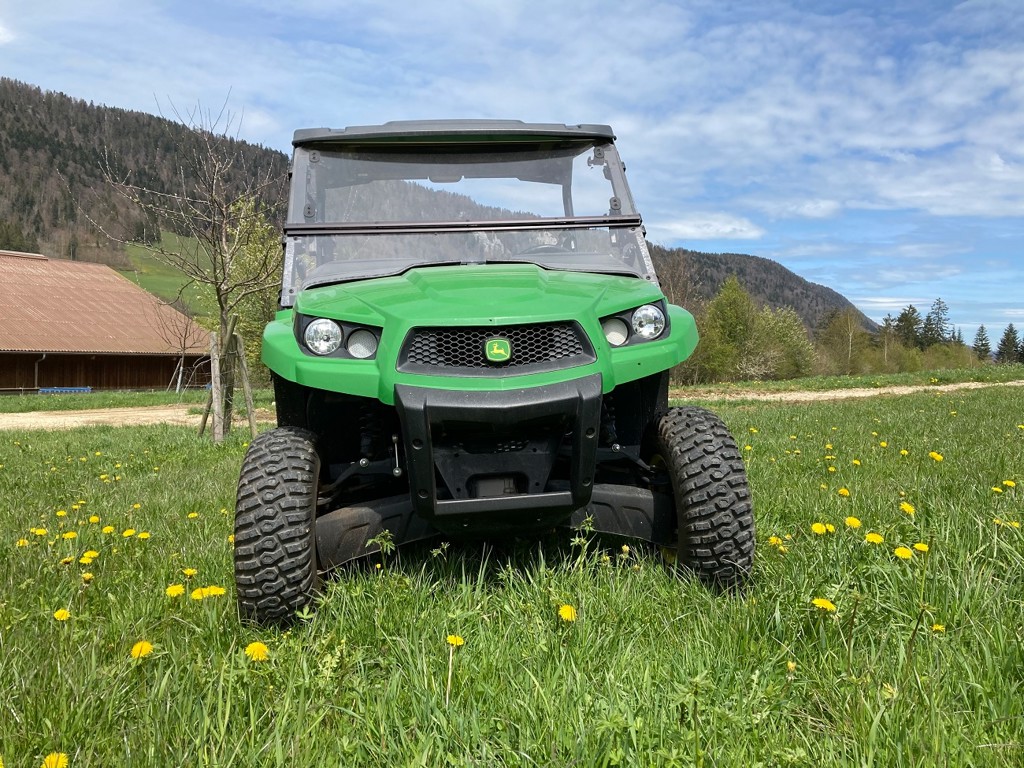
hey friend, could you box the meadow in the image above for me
[1,384,1022,766]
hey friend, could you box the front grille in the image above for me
[398,322,595,376]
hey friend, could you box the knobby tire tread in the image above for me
[234,427,320,624]
[657,406,755,586]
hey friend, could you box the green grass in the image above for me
[673,363,1024,396]
[120,233,217,317]
[0,389,275,414]
[1,386,1022,765]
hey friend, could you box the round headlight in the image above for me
[303,318,343,355]
[346,329,378,359]
[631,304,666,340]
[601,317,630,347]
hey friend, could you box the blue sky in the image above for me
[2,0,1022,340]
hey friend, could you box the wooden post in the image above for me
[233,331,258,439]
[210,332,224,443]
[197,316,239,439]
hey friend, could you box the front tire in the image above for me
[655,406,754,586]
[234,427,320,624]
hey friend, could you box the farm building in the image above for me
[0,250,210,391]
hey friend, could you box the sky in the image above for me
[2,0,1023,341]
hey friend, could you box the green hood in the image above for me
[294,264,664,327]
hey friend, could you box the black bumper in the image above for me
[394,374,603,533]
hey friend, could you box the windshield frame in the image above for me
[279,133,651,305]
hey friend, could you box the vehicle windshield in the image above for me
[280,140,657,304]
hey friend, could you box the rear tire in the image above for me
[655,406,754,586]
[234,427,320,624]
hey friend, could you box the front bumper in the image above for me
[394,374,603,533]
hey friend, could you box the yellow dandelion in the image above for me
[825,443,833,450]
[894,546,913,560]
[82,572,93,582]
[165,583,185,597]
[182,568,197,578]
[767,535,783,546]
[446,634,465,647]
[33,527,48,536]
[62,531,77,540]
[992,487,1003,494]
[130,640,154,659]
[931,624,945,633]
[1009,521,1021,529]
[137,532,151,540]
[900,449,909,456]
[749,427,758,433]
[744,445,752,451]
[811,598,837,612]
[78,556,93,565]
[787,659,797,673]
[837,487,850,497]
[928,451,944,462]
[900,501,916,516]
[852,459,861,466]
[819,483,828,490]
[187,512,199,519]
[558,604,578,622]
[1004,480,1016,488]
[88,515,99,524]
[828,466,837,473]
[994,517,1003,526]
[53,608,70,622]
[865,532,884,545]
[245,641,270,661]
[83,550,98,558]
[844,516,862,529]
[17,538,29,547]
[122,529,136,537]
[879,441,888,448]
[60,557,73,566]
[102,525,114,534]
[913,542,929,553]
[56,510,67,517]
[132,503,141,509]
[777,545,788,553]
[42,753,68,768]
[811,522,827,535]
[621,544,630,555]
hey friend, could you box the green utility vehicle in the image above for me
[234,120,754,624]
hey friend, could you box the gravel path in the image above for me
[1,380,1021,431]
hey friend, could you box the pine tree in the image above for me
[894,305,923,349]
[972,325,991,361]
[920,298,951,347]
[995,324,1020,364]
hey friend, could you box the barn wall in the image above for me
[0,353,209,390]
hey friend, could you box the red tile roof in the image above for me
[0,251,210,355]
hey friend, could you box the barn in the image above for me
[0,250,210,392]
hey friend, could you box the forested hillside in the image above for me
[0,78,288,264]
[1,77,866,332]
[649,245,874,331]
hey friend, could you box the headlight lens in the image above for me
[346,329,378,359]
[631,304,666,340]
[303,318,343,355]
[601,317,630,347]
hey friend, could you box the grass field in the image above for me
[1,385,1022,766]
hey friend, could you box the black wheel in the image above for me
[654,406,754,586]
[234,427,320,624]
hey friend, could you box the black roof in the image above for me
[292,119,615,147]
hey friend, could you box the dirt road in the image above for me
[1,380,1021,431]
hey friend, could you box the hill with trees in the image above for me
[0,77,288,265]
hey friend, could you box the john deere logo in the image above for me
[485,337,511,363]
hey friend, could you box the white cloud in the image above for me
[0,21,13,44]
[648,214,765,242]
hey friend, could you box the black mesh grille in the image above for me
[399,323,593,375]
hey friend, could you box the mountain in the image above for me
[0,77,288,265]
[649,245,876,331]
[1,77,869,331]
